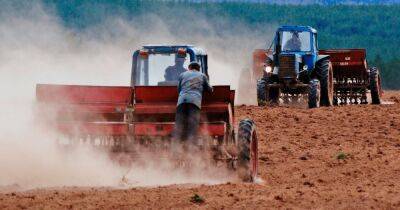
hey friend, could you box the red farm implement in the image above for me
[36,45,258,182]
[319,49,382,105]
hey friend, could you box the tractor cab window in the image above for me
[280,31,311,52]
[136,53,190,86]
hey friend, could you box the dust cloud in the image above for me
[0,2,270,190]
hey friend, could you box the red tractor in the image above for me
[36,45,258,182]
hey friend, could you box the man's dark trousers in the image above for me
[174,103,201,143]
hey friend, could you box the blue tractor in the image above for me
[256,26,334,108]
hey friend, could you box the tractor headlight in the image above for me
[265,66,272,73]
[303,65,308,71]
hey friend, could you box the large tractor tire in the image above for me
[237,119,258,182]
[369,67,381,105]
[256,79,267,106]
[308,79,320,108]
[315,59,334,106]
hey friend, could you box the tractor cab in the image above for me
[276,26,317,53]
[131,45,208,86]
[271,26,318,76]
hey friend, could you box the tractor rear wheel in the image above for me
[308,79,320,108]
[237,119,258,182]
[315,59,334,106]
[369,67,381,104]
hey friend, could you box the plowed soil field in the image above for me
[1,92,400,209]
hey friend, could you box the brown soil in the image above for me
[1,91,400,209]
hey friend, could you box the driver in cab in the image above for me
[164,54,187,82]
[284,32,302,51]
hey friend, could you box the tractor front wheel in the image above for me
[308,79,320,108]
[257,78,280,106]
[257,79,266,106]
[237,119,258,182]
[369,67,381,105]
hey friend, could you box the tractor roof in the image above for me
[142,45,207,55]
[278,25,317,33]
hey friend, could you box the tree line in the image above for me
[43,0,400,88]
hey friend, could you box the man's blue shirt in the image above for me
[177,70,213,108]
